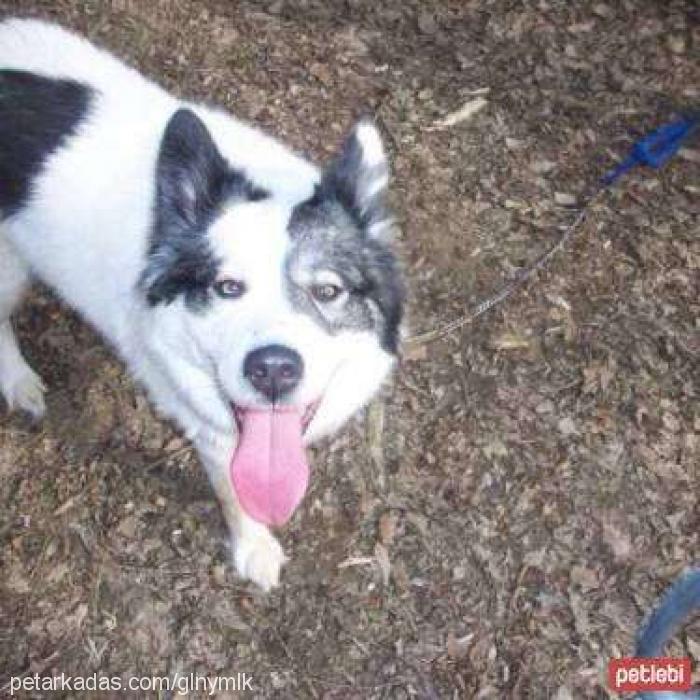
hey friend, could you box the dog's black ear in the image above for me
[143,109,268,308]
[156,108,231,227]
[322,119,393,240]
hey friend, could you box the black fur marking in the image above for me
[0,70,93,218]
[141,108,269,309]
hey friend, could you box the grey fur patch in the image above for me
[287,190,403,353]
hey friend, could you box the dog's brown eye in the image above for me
[311,283,343,303]
[214,279,246,299]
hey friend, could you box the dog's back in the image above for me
[1,18,318,194]
[0,19,163,97]
[0,18,317,340]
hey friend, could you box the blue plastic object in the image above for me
[601,116,699,186]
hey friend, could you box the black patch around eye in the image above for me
[140,108,269,310]
[0,70,93,218]
[358,241,404,353]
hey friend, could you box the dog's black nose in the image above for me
[244,345,303,401]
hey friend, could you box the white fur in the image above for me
[355,122,386,170]
[0,19,395,589]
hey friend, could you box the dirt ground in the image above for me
[1,1,698,697]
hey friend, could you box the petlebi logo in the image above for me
[608,657,692,694]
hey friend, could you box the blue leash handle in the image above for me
[601,116,699,186]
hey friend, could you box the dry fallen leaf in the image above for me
[600,511,632,561]
[570,565,599,592]
[489,332,530,351]
[530,159,557,174]
[367,399,385,487]
[54,494,79,515]
[557,416,578,436]
[667,34,686,54]
[568,20,595,33]
[505,136,526,150]
[554,685,574,700]
[6,565,31,594]
[338,556,375,570]
[67,603,89,630]
[379,510,399,546]
[554,192,577,206]
[309,62,332,85]
[117,515,139,538]
[447,631,475,660]
[374,541,391,585]
[402,342,428,362]
[426,97,488,131]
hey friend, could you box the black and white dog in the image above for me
[0,19,404,590]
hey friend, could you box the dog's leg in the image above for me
[0,232,46,419]
[196,435,287,591]
[134,355,287,590]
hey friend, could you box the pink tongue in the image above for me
[229,407,310,527]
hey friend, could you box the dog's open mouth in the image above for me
[229,402,320,528]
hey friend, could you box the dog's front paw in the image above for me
[0,363,46,420]
[234,528,287,592]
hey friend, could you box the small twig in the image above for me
[146,444,193,471]
[337,556,375,569]
[406,190,605,346]
[425,97,489,131]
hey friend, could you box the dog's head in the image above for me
[141,108,404,526]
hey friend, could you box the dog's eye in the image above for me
[214,279,246,299]
[311,283,343,303]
